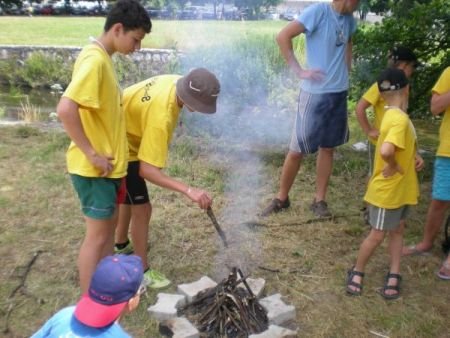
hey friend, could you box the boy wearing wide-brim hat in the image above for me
[346,68,423,300]
[31,255,144,337]
[114,68,220,288]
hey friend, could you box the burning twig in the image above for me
[206,206,228,247]
[179,268,268,337]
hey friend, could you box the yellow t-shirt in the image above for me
[123,75,182,167]
[364,108,419,208]
[433,67,450,157]
[362,82,386,145]
[63,44,128,178]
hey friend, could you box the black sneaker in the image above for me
[310,199,332,218]
[260,197,290,217]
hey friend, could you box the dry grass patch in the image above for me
[0,124,449,337]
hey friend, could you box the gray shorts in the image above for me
[368,204,410,231]
[289,90,349,154]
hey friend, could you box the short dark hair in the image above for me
[104,0,151,33]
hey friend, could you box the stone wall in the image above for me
[0,45,179,81]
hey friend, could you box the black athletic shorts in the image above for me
[123,161,150,205]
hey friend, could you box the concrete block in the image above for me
[148,293,186,321]
[259,293,296,326]
[249,324,298,338]
[159,317,199,338]
[177,276,217,303]
[238,277,266,298]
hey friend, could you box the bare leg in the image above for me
[384,221,405,296]
[315,147,334,202]
[348,229,385,292]
[78,215,116,293]
[277,150,303,201]
[101,208,118,257]
[116,204,131,244]
[130,202,152,270]
[402,199,450,254]
[421,200,450,249]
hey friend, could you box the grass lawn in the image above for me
[0,16,285,51]
[0,15,449,338]
[0,116,448,337]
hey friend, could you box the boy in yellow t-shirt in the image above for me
[346,68,423,300]
[356,46,419,145]
[356,46,420,224]
[57,0,151,293]
[114,68,221,288]
[402,67,450,280]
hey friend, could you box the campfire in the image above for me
[177,267,268,337]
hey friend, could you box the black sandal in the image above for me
[346,267,365,296]
[379,272,402,300]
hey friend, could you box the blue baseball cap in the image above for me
[74,254,143,328]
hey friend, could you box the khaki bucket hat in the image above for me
[176,68,220,113]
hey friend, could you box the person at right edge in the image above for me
[402,66,450,280]
[261,0,360,218]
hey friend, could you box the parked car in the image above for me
[281,9,299,21]
[201,9,217,20]
[179,6,200,20]
[4,4,26,15]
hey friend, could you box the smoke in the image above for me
[173,23,299,279]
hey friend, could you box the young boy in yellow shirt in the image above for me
[57,0,151,293]
[356,46,419,144]
[355,46,421,224]
[346,68,423,300]
[114,68,220,288]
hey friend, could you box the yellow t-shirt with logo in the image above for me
[63,44,128,178]
[123,75,182,167]
[364,108,419,208]
[433,67,450,157]
[362,82,387,145]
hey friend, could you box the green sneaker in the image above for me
[114,240,134,255]
[143,269,171,289]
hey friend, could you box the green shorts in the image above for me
[368,204,410,231]
[70,174,123,220]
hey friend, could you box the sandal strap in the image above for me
[348,268,365,278]
[383,284,400,292]
[386,272,402,281]
[348,280,363,290]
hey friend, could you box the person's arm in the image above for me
[345,38,353,72]
[139,161,212,209]
[415,153,425,171]
[430,91,450,116]
[380,142,403,178]
[355,98,379,140]
[57,97,113,177]
[276,21,324,81]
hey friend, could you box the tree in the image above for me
[0,0,23,10]
[351,0,450,118]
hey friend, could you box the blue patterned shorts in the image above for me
[289,90,349,154]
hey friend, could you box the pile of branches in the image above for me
[178,268,268,337]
